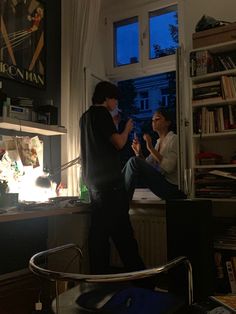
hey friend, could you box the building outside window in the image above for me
[117,71,176,166]
[138,91,149,111]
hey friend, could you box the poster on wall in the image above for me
[0,0,45,88]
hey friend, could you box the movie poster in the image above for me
[0,0,45,88]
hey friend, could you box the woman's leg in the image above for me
[122,156,185,200]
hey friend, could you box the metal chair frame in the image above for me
[29,243,193,314]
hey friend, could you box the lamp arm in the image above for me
[50,156,81,177]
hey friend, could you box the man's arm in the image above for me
[110,118,133,150]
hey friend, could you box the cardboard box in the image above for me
[193,22,236,49]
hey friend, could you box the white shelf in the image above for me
[0,117,67,136]
[196,198,236,202]
[190,39,236,54]
[193,130,236,138]
[194,164,236,169]
[192,68,236,83]
[192,98,236,108]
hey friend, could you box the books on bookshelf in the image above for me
[192,75,236,105]
[193,104,236,134]
[190,41,236,202]
[190,49,236,77]
[213,225,236,295]
[195,169,236,199]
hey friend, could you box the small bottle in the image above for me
[3,97,10,118]
[79,178,89,202]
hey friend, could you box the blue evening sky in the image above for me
[116,11,178,65]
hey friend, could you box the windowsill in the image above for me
[132,188,163,202]
[131,189,166,210]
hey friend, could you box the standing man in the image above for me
[80,81,145,274]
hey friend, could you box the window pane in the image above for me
[114,17,139,67]
[117,71,176,168]
[149,6,178,59]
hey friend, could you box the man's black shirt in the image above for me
[80,105,123,189]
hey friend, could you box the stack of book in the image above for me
[192,80,222,102]
[195,169,236,198]
[214,225,236,294]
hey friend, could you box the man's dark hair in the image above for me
[92,81,119,105]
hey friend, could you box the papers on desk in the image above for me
[17,197,83,211]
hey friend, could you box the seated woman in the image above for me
[122,108,186,200]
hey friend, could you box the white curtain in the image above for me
[61,0,101,195]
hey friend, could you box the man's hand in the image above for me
[111,118,133,150]
[124,118,133,134]
[131,136,141,155]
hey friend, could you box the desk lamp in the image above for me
[35,156,81,188]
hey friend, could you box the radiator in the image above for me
[110,214,167,268]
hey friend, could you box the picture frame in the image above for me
[0,0,45,88]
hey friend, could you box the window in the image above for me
[114,17,139,67]
[117,71,176,167]
[103,0,183,193]
[139,91,149,110]
[107,1,179,74]
[149,6,178,60]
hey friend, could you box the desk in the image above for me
[0,204,90,276]
[0,204,90,223]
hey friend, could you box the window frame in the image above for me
[103,0,183,81]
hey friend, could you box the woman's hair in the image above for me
[155,107,176,132]
[92,81,119,105]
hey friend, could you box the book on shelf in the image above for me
[193,105,236,134]
[213,249,236,294]
[231,257,236,283]
[190,50,214,77]
[226,260,236,293]
[192,96,223,105]
[193,91,222,100]
[195,169,236,198]
[192,80,221,89]
[221,76,236,99]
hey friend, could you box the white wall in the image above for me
[97,0,236,67]
[182,0,236,51]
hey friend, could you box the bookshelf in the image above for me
[190,40,236,200]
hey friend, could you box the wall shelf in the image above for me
[0,117,67,136]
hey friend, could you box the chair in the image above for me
[29,243,193,314]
